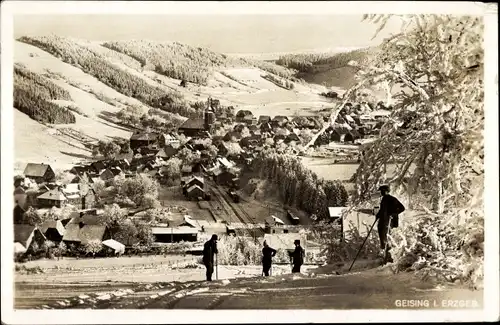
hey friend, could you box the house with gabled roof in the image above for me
[67,213,103,226]
[37,188,67,208]
[23,163,55,184]
[185,184,205,200]
[14,224,46,254]
[40,220,66,243]
[178,118,207,138]
[258,115,271,125]
[185,176,205,190]
[130,132,159,152]
[70,165,91,176]
[62,224,110,245]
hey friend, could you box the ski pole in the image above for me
[348,218,377,272]
[383,216,393,263]
[215,253,218,280]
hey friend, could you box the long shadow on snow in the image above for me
[98,111,138,133]
[60,150,94,160]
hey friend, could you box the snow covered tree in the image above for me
[350,15,484,214]
[315,14,486,286]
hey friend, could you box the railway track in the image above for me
[210,185,255,238]
[211,185,265,240]
[208,185,239,224]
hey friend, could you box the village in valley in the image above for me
[13,95,390,263]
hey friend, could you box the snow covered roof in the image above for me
[14,242,27,254]
[265,215,285,226]
[63,183,80,193]
[217,157,234,168]
[40,220,66,236]
[37,188,67,201]
[186,184,204,194]
[183,215,199,228]
[102,239,126,253]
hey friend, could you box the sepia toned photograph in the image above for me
[1,1,498,323]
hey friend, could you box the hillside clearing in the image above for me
[14,110,91,173]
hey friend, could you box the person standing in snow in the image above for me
[375,185,405,262]
[262,240,277,276]
[290,240,305,273]
[203,234,218,281]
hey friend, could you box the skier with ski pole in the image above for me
[202,234,218,281]
[348,184,405,270]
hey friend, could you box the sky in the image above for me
[14,15,403,55]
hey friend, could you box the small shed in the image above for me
[102,239,126,255]
[151,227,199,243]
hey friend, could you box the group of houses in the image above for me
[14,209,127,257]
[14,163,97,220]
[13,97,383,257]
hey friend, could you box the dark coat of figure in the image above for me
[203,234,218,281]
[290,240,305,273]
[375,185,405,261]
[262,240,277,276]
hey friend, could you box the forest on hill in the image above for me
[14,64,76,124]
[275,47,375,88]
[15,36,299,126]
